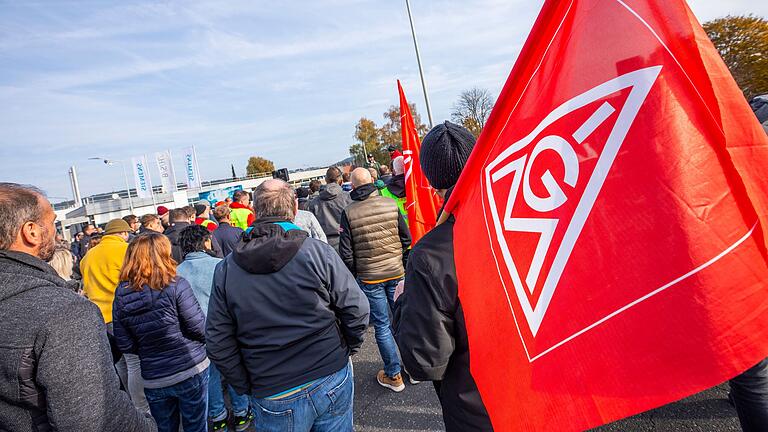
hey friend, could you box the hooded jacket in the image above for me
[393,217,492,431]
[206,218,369,398]
[165,222,223,262]
[112,277,208,384]
[381,174,407,219]
[79,234,128,324]
[307,183,352,253]
[0,250,156,432]
[339,183,411,282]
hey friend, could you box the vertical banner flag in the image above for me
[182,146,202,190]
[155,150,177,193]
[130,155,153,199]
[398,80,440,244]
[444,0,768,430]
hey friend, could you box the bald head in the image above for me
[350,167,373,188]
[253,179,297,221]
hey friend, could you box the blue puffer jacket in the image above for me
[112,277,207,380]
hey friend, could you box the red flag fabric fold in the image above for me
[398,80,440,244]
[445,0,768,430]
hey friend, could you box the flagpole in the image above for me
[405,0,434,129]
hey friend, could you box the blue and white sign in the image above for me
[131,156,153,199]
[182,146,202,190]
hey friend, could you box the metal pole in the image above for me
[119,162,135,214]
[144,155,158,208]
[405,0,434,129]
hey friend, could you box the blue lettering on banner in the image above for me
[137,163,147,191]
[186,154,195,181]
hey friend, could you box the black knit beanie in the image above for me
[420,121,477,189]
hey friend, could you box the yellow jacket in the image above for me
[80,235,128,323]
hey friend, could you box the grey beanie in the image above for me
[419,121,477,189]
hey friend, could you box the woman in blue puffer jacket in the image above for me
[112,233,209,432]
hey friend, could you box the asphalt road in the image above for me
[352,328,743,432]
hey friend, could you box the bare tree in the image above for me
[451,87,495,137]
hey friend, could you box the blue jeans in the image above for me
[144,369,209,432]
[250,361,354,432]
[358,278,402,377]
[730,357,768,432]
[209,363,250,420]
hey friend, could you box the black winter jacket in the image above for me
[393,217,493,431]
[165,222,223,262]
[0,250,156,432]
[206,218,370,398]
[112,277,207,381]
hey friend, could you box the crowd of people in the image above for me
[1,119,767,432]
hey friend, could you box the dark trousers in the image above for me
[144,370,209,432]
[730,357,768,432]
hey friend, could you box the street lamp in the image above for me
[89,157,135,213]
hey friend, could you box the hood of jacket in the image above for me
[386,174,406,198]
[350,183,379,202]
[318,182,344,201]
[233,217,309,274]
[0,250,65,302]
[164,221,190,236]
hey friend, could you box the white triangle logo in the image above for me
[484,66,662,336]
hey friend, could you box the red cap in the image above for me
[157,205,169,216]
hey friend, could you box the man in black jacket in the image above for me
[0,182,156,432]
[393,121,493,431]
[206,179,369,431]
[165,208,222,262]
[211,205,244,257]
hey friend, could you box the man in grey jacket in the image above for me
[0,183,156,432]
[207,179,369,431]
[307,166,352,254]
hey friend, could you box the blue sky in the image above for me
[0,0,765,202]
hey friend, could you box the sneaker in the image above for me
[234,408,254,432]
[377,370,406,392]
[211,417,228,432]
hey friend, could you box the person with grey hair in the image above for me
[0,182,157,432]
[307,166,352,254]
[207,178,369,431]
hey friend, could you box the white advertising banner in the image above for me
[155,150,177,193]
[131,155,153,199]
[181,146,202,190]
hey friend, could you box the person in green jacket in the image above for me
[380,156,407,223]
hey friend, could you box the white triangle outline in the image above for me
[485,65,662,337]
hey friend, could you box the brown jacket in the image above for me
[339,183,411,281]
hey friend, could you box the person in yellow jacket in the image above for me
[80,218,131,324]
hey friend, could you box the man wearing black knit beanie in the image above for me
[393,121,493,431]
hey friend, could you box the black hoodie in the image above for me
[385,174,406,198]
[205,219,370,398]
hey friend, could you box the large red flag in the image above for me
[444,0,768,430]
[398,80,440,243]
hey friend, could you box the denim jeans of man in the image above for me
[358,278,402,377]
[730,357,768,432]
[209,362,250,421]
[250,361,354,432]
[144,369,209,432]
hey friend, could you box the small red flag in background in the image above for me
[398,80,440,244]
[444,0,768,430]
